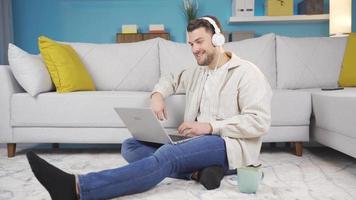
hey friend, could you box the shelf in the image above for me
[229,14,329,23]
[116,33,170,43]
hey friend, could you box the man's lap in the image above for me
[122,135,226,154]
[122,135,230,173]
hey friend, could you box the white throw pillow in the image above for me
[8,43,54,96]
[67,38,160,91]
[158,34,277,88]
[276,35,347,89]
[224,33,276,88]
[158,38,197,76]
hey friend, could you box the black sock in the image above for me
[197,166,224,190]
[26,151,77,200]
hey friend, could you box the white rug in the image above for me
[0,144,355,200]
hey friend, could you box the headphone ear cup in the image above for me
[212,33,225,46]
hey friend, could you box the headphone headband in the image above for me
[200,17,221,34]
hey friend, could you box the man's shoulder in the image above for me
[231,57,261,74]
[229,57,267,82]
[227,52,259,71]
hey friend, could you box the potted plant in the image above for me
[182,0,199,41]
[182,0,199,23]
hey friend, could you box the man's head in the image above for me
[187,16,225,66]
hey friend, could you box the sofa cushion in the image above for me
[39,36,96,93]
[158,34,277,88]
[311,88,356,139]
[67,38,160,91]
[161,95,186,128]
[271,89,311,126]
[276,35,347,89]
[224,33,277,88]
[11,91,151,127]
[11,89,310,128]
[158,38,197,76]
[11,92,186,128]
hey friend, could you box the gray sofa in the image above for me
[1,34,354,158]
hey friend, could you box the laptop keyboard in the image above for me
[168,134,191,142]
[165,129,191,142]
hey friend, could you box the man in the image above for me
[26,16,272,200]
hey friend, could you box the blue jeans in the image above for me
[78,135,230,200]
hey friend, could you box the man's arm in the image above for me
[210,67,273,139]
[151,70,187,99]
[151,70,188,120]
[151,92,167,120]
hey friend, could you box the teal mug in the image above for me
[237,165,264,194]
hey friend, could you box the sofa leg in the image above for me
[295,142,303,156]
[7,143,16,158]
[52,143,60,149]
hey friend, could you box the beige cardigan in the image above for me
[152,52,272,169]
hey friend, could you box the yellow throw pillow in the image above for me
[38,36,96,92]
[339,33,356,87]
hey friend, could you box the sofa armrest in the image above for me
[0,65,24,142]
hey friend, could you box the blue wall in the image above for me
[12,0,354,54]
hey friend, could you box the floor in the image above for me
[0,144,356,200]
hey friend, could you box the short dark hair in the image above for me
[187,15,223,35]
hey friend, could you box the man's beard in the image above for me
[196,51,215,66]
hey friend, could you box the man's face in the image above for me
[188,27,216,66]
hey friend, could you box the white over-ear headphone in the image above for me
[200,17,225,46]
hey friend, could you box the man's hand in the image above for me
[178,122,213,136]
[150,92,167,121]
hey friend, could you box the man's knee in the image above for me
[121,138,140,160]
[153,144,185,176]
[154,144,177,162]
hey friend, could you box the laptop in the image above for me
[114,107,198,144]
